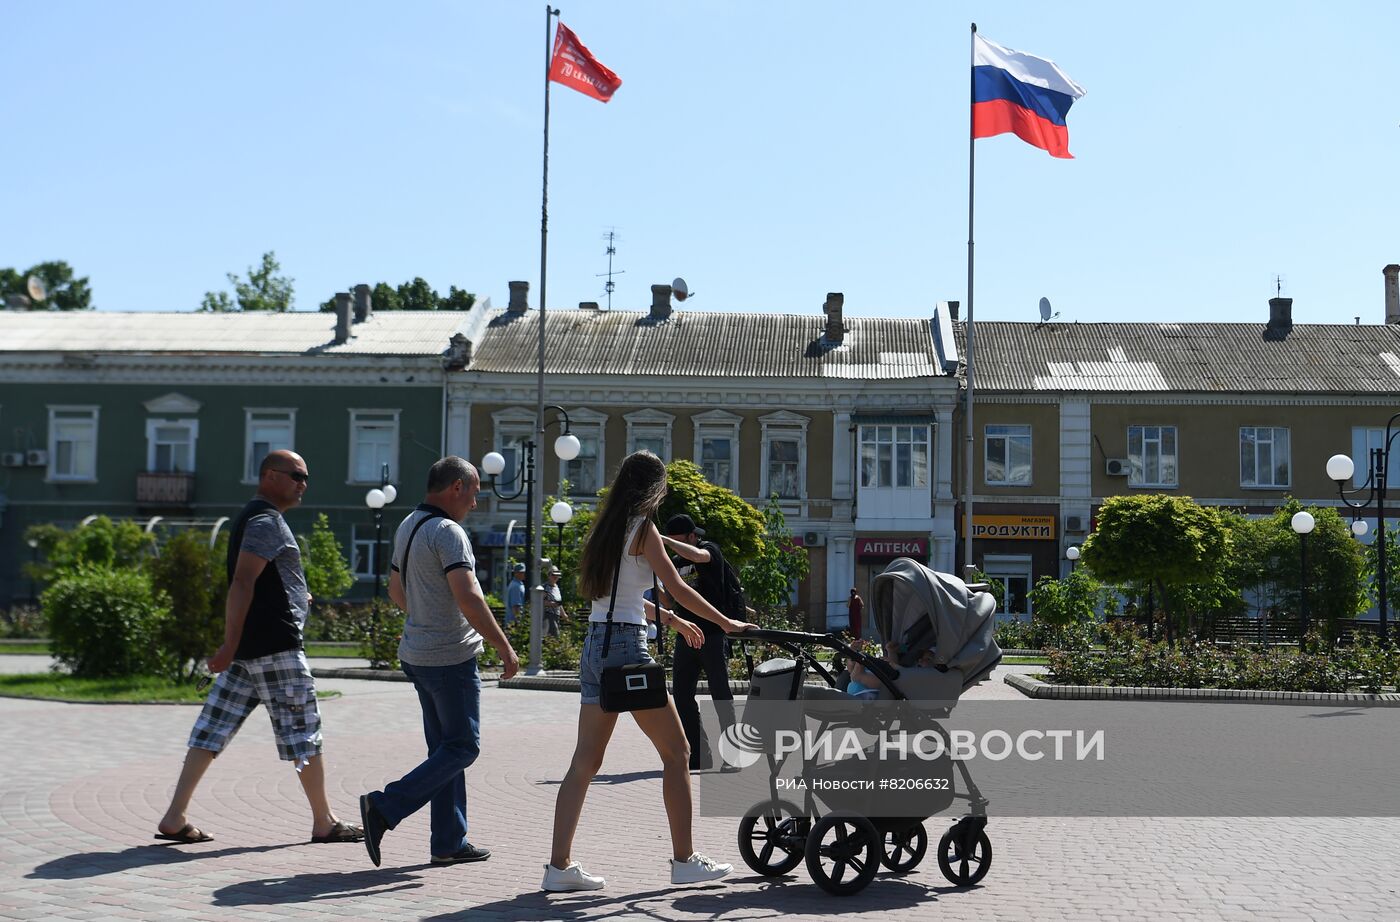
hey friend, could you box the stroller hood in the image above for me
[871,558,1002,679]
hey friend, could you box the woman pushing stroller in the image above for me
[542,450,757,892]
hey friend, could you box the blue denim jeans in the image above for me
[370,658,481,856]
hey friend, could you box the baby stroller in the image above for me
[729,559,1001,896]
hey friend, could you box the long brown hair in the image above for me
[577,450,668,599]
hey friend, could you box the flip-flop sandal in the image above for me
[153,824,213,844]
[310,821,365,844]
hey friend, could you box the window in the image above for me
[625,409,674,462]
[245,409,296,482]
[491,409,536,493]
[349,410,399,484]
[983,556,1032,620]
[47,406,98,482]
[692,410,742,491]
[760,411,809,501]
[984,424,1031,486]
[862,425,930,488]
[561,409,607,495]
[1240,427,1290,488]
[1350,427,1400,489]
[1128,425,1177,487]
[145,419,198,473]
[352,524,381,582]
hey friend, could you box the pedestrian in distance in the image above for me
[505,562,527,625]
[544,565,566,637]
[359,457,521,867]
[543,450,754,892]
[848,587,864,640]
[155,450,363,846]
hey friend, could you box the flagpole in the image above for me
[531,4,560,675]
[962,21,977,582]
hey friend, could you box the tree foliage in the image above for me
[149,530,227,680]
[658,460,766,565]
[298,513,355,601]
[318,277,476,312]
[541,481,595,611]
[738,496,812,625]
[45,567,170,678]
[201,251,294,312]
[1027,569,1105,628]
[0,260,92,310]
[25,517,155,581]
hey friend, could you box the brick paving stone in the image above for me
[3,674,1400,920]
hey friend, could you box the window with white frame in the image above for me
[491,409,536,494]
[1128,425,1177,487]
[982,555,1033,620]
[861,425,930,488]
[562,410,607,495]
[760,411,809,500]
[1239,426,1290,488]
[984,424,1031,486]
[145,419,198,473]
[1350,427,1400,489]
[349,410,400,483]
[48,406,99,481]
[625,409,674,461]
[352,524,381,581]
[692,410,741,491]
[245,409,296,482]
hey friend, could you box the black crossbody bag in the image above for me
[598,545,668,714]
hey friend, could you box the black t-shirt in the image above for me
[227,499,305,660]
[671,539,728,636]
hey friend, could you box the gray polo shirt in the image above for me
[390,504,484,667]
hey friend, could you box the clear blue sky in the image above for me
[4,1,1398,324]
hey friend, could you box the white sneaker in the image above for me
[542,861,605,892]
[670,852,733,885]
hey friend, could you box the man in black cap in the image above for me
[660,513,754,771]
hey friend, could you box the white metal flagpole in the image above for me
[963,21,978,582]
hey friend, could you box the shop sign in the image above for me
[965,514,1056,540]
[856,537,928,560]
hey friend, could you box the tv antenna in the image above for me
[26,276,48,303]
[1037,296,1058,326]
[595,229,625,310]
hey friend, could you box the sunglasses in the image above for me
[272,469,309,484]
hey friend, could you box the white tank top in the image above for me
[589,518,654,626]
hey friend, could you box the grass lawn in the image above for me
[0,641,365,659]
[1003,655,1050,665]
[0,642,50,655]
[0,673,343,704]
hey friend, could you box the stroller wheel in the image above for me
[737,799,808,876]
[937,825,992,887]
[880,822,928,873]
[805,812,880,896]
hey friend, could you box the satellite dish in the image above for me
[26,276,48,303]
[1038,297,1052,322]
[671,277,693,302]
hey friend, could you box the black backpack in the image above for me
[713,546,749,622]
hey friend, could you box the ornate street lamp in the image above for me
[363,462,398,600]
[550,500,574,569]
[481,405,580,673]
[1290,510,1315,641]
[1328,427,1400,640]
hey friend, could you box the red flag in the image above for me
[548,22,622,103]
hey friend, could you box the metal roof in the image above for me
[956,321,1400,394]
[468,309,946,379]
[0,311,470,357]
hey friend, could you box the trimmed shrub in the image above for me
[353,598,407,669]
[149,530,226,680]
[45,567,170,678]
[0,603,47,639]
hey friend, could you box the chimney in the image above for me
[507,280,530,315]
[333,292,352,344]
[823,292,846,344]
[353,283,372,323]
[1264,296,1293,341]
[947,300,960,322]
[650,284,672,320]
[1385,264,1400,324]
[578,301,599,311]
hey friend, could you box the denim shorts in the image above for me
[579,622,652,705]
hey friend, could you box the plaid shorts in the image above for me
[188,649,323,764]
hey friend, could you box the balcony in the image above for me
[136,472,195,507]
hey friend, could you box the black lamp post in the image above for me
[1065,544,1080,573]
[550,500,573,568]
[1290,510,1314,643]
[363,462,398,600]
[481,405,579,674]
[1328,415,1400,641]
[26,537,38,603]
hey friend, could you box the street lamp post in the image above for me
[1327,416,1400,640]
[1065,545,1080,573]
[25,537,38,603]
[481,406,580,674]
[363,462,398,600]
[1290,510,1315,643]
[550,500,574,570]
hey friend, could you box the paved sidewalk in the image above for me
[2,673,1398,920]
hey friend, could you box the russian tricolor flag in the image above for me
[973,34,1086,159]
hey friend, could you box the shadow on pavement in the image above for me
[28,841,302,880]
[426,875,940,920]
[211,866,428,906]
[534,769,663,786]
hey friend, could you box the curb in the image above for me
[499,674,751,695]
[312,667,506,683]
[1005,672,1400,705]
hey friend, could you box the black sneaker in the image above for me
[432,843,492,865]
[360,794,388,868]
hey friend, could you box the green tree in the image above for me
[298,514,355,601]
[1268,499,1366,625]
[1027,569,1104,628]
[149,530,227,680]
[658,460,766,565]
[541,481,594,611]
[45,567,170,678]
[1080,494,1233,645]
[318,278,476,312]
[201,251,294,312]
[0,260,93,310]
[24,517,155,581]
[738,496,812,627]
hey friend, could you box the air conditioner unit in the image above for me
[1065,515,1084,533]
[0,452,24,468]
[1105,458,1130,476]
[25,449,48,466]
[803,531,826,547]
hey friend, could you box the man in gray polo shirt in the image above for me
[359,457,519,867]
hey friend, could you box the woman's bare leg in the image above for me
[631,700,694,861]
[549,704,619,868]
